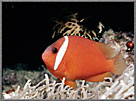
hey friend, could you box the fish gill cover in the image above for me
[2,13,134,99]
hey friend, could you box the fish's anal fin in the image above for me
[112,51,127,75]
[94,42,115,59]
[65,80,77,89]
[85,72,112,82]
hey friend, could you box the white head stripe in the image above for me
[54,36,69,71]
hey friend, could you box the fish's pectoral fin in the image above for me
[85,72,112,82]
[65,80,77,89]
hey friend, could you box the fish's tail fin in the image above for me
[111,51,127,75]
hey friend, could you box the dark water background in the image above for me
[2,2,134,70]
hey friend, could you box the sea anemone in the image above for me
[3,62,134,99]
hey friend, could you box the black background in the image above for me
[2,2,134,69]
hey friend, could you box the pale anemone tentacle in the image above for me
[54,36,69,70]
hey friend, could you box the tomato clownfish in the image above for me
[42,36,127,88]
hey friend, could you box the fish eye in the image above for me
[52,47,58,53]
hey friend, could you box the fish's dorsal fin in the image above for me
[54,36,69,71]
[94,42,115,59]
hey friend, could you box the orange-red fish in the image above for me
[42,36,127,88]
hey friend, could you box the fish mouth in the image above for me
[42,53,45,60]
[42,52,47,64]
